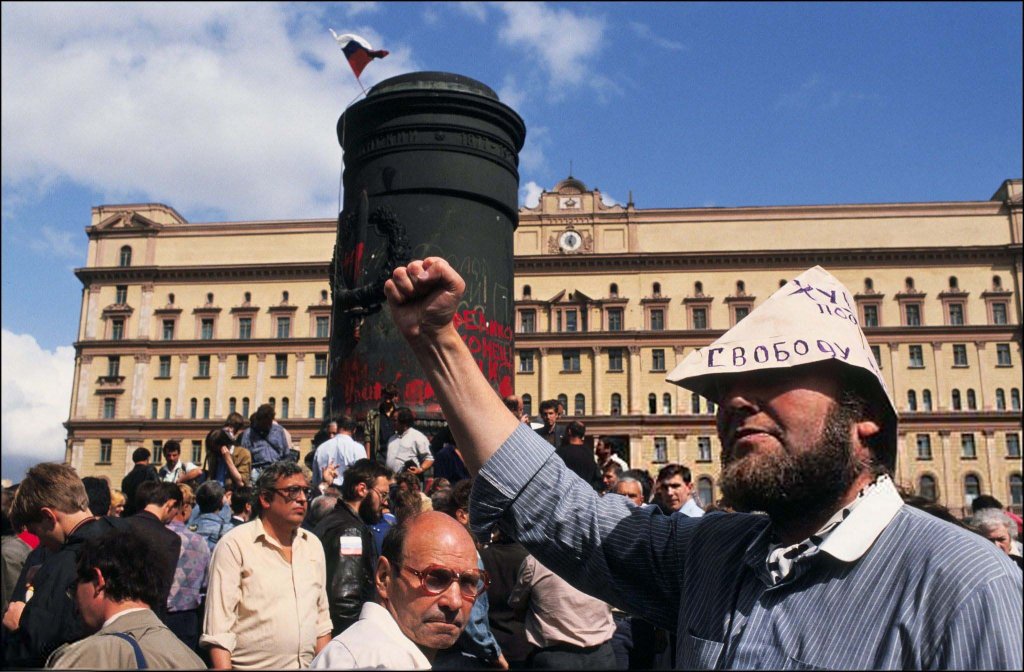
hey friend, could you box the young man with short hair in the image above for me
[120,448,158,517]
[124,481,182,623]
[158,440,203,486]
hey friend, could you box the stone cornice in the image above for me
[74,262,331,286]
[75,337,330,355]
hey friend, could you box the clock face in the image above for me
[559,230,583,252]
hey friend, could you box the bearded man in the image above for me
[313,459,393,635]
[384,258,1023,670]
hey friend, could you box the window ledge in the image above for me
[560,370,582,374]
[154,376,171,380]
[231,375,249,379]
[95,461,112,466]
[1006,454,1022,460]
[310,374,328,379]
[650,368,667,373]
[908,365,925,369]
[961,456,977,460]
[518,370,535,375]
[916,457,933,461]
[607,368,624,373]
[193,375,211,380]
[995,364,1014,368]
[270,374,289,379]
[952,364,969,369]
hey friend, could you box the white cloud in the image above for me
[28,226,82,260]
[453,2,489,22]
[1,329,76,481]
[497,73,528,111]
[519,124,550,175]
[341,2,380,17]
[628,21,686,51]
[599,191,621,206]
[1,3,419,221]
[519,180,543,208]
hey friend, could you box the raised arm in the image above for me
[384,258,518,473]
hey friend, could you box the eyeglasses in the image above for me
[372,487,390,503]
[402,564,490,599]
[271,486,314,502]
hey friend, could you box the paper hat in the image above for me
[666,266,897,457]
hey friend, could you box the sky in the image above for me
[2,2,1021,481]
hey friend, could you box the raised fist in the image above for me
[384,258,466,343]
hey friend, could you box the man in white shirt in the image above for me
[158,440,203,486]
[310,511,483,670]
[314,416,367,488]
[385,408,434,475]
[654,463,704,517]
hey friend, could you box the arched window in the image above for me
[281,397,289,419]
[322,397,328,417]
[918,475,937,502]
[922,389,932,411]
[203,398,211,419]
[242,397,250,417]
[1010,473,1022,508]
[523,285,532,299]
[282,290,289,303]
[610,393,622,416]
[691,394,701,414]
[119,246,132,267]
[904,277,915,291]
[609,283,619,297]
[574,393,585,416]
[864,277,874,292]
[706,399,716,415]
[996,388,1006,410]
[163,398,171,419]
[308,397,316,418]
[696,477,714,508]
[190,398,198,419]
[150,398,158,419]
[557,394,568,415]
[321,289,329,302]
[694,281,704,296]
[966,389,977,411]
[229,397,237,414]
[951,389,962,410]
[993,275,1002,290]
[736,280,745,295]
[907,390,917,412]
[652,282,662,297]
[522,394,533,417]
[268,396,276,410]
[963,474,981,507]
[244,291,252,303]
[778,279,787,288]
[1011,388,1020,411]
[168,293,175,305]
[948,276,958,290]
[648,393,657,414]
[663,393,672,414]
[206,292,214,305]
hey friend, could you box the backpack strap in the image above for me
[104,632,147,669]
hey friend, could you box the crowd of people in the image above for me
[1,256,1022,670]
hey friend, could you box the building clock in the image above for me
[558,229,583,253]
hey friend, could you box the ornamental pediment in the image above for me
[94,210,164,231]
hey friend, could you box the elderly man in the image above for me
[612,477,646,507]
[384,257,1023,669]
[46,529,205,669]
[972,509,1024,569]
[201,461,331,669]
[310,510,484,670]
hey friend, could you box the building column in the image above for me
[974,342,989,409]
[939,431,955,511]
[124,439,139,475]
[70,440,85,473]
[76,356,93,417]
[627,346,641,414]
[215,354,229,418]
[628,434,643,469]
[131,355,149,417]
[136,283,154,339]
[930,342,944,410]
[983,429,997,497]
[175,355,189,418]
[537,347,548,402]
[673,347,686,413]
[590,347,603,415]
[255,353,267,406]
[294,352,306,417]
[84,284,102,339]
[674,433,687,464]
[895,432,907,485]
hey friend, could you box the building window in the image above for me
[119,246,132,267]
[520,309,536,333]
[692,307,708,330]
[697,436,712,462]
[574,394,585,416]
[314,353,328,376]
[691,394,701,414]
[238,317,252,340]
[276,316,291,338]
[200,318,214,340]
[609,283,619,297]
[1007,433,1021,458]
[697,477,714,507]
[918,475,937,501]
[102,398,116,419]
[191,440,202,464]
[966,389,977,411]
[862,304,879,327]
[557,394,568,414]
[111,319,124,340]
[706,399,716,415]
[650,309,664,331]
[522,285,532,299]
[197,355,210,378]
[951,389,962,410]
[733,305,750,324]
[275,354,288,377]
[908,345,924,368]
[229,397,237,414]
[947,303,964,326]
[162,319,174,340]
[99,439,112,464]
[236,355,249,377]
[963,474,981,507]
[242,397,250,417]
[996,388,1006,410]
[952,344,968,367]
[654,437,668,463]
[190,398,198,419]
[991,302,1008,325]
[163,398,171,419]
[150,398,158,419]
[522,394,533,417]
[652,349,666,372]
[115,285,128,305]
[653,282,662,297]
[1010,474,1022,509]
[153,440,163,457]
[870,345,882,367]
[610,393,622,416]
[996,343,1012,367]
[315,316,330,338]
[648,393,657,414]
[280,397,288,419]
[907,390,917,412]
[961,433,976,459]
[564,310,578,333]
[608,348,623,372]
[519,351,534,373]
[562,349,581,372]
[608,308,623,331]
[106,356,120,378]
[268,397,276,410]
[916,434,932,460]
[1013,388,1021,411]
[922,389,932,411]
[202,398,211,419]
[308,397,317,418]
[904,303,922,327]
[158,355,171,378]
[663,393,672,415]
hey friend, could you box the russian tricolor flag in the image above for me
[330,30,389,79]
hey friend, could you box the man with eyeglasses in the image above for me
[311,510,484,670]
[313,459,392,635]
[201,461,331,669]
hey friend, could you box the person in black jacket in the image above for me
[3,463,127,667]
[124,481,182,624]
[313,459,391,635]
[556,421,602,488]
[120,447,159,517]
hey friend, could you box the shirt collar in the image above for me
[102,607,150,629]
[253,516,307,549]
[360,602,432,667]
[817,474,902,562]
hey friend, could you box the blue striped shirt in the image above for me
[470,423,1023,669]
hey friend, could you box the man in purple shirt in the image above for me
[165,484,210,652]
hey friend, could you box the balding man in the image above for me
[310,511,484,670]
[384,258,1023,670]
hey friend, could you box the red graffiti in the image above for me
[341,242,365,286]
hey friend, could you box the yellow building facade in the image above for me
[65,179,1023,515]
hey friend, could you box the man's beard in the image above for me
[358,494,383,525]
[720,399,864,523]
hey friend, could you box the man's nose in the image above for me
[437,580,465,610]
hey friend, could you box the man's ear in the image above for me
[853,420,882,459]
[455,508,469,527]
[375,557,392,601]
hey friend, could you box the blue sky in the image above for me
[2,2,1021,480]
